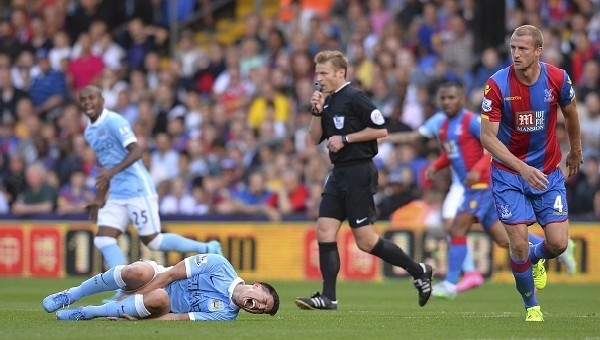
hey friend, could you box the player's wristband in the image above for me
[311,109,322,117]
[342,135,349,145]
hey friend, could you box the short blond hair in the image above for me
[314,50,348,77]
[513,25,544,48]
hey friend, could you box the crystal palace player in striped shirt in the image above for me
[481,25,584,322]
[424,81,546,301]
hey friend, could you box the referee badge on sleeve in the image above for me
[334,115,345,129]
[371,109,385,125]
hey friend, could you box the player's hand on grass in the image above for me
[565,149,584,177]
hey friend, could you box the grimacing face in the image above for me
[237,283,275,315]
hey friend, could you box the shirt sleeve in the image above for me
[481,80,503,122]
[111,116,137,148]
[559,71,576,107]
[188,310,238,321]
[184,254,224,278]
[468,113,482,139]
[418,113,443,138]
[354,91,386,129]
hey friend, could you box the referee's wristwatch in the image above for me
[342,135,349,145]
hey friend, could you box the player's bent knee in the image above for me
[121,261,155,291]
[143,289,170,316]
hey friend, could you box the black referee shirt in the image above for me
[319,83,386,165]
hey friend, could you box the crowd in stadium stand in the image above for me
[0,0,598,222]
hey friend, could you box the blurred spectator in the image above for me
[67,32,105,93]
[11,162,57,215]
[439,15,475,77]
[149,132,179,185]
[2,152,26,206]
[0,18,26,61]
[189,182,211,215]
[65,0,108,43]
[166,116,189,153]
[175,30,208,81]
[29,15,52,52]
[114,89,139,127]
[128,68,152,104]
[9,7,30,45]
[568,151,600,219]
[581,92,600,152]
[247,82,290,134]
[160,176,195,215]
[0,65,29,123]
[577,59,600,101]
[95,29,126,71]
[28,48,68,118]
[469,47,504,95]
[267,168,309,214]
[117,18,167,71]
[216,169,280,221]
[49,30,73,71]
[56,170,95,215]
[106,0,155,28]
[99,68,128,110]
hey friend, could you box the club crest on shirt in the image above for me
[98,129,105,137]
[208,299,224,311]
[333,115,345,129]
[543,89,554,103]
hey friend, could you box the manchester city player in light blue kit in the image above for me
[80,86,221,269]
[43,254,279,320]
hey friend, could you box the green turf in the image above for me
[1,278,598,339]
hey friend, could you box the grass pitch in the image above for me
[1,277,598,339]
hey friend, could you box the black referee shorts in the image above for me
[319,160,378,228]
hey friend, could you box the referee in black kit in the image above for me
[294,50,433,310]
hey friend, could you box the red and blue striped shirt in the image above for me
[481,62,575,174]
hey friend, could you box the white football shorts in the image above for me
[97,195,161,236]
[441,183,465,220]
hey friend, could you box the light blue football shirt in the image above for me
[165,254,241,321]
[84,109,156,199]
[418,111,461,186]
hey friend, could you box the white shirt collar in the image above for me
[90,108,109,127]
[228,276,244,310]
[334,82,351,93]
